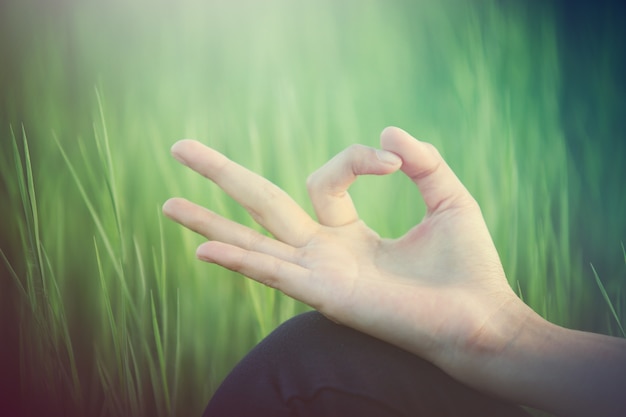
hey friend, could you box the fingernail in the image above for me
[376,149,402,165]
[171,144,187,166]
[196,246,211,262]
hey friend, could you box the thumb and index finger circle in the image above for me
[307,127,473,228]
[306,143,402,227]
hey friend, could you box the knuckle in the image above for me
[245,182,284,222]
[409,159,441,182]
[209,156,232,181]
[243,230,265,250]
[261,259,283,289]
[345,144,371,167]
[223,252,245,274]
[306,144,373,196]
[259,181,282,200]
[465,196,483,214]
[306,170,321,192]
[306,167,336,196]
[422,141,441,157]
[197,209,218,233]
[346,143,367,155]
[261,276,278,289]
[346,144,379,175]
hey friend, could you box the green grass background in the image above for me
[1,0,624,416]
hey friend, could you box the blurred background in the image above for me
[1,0,624,416]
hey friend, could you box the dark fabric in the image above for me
[203,311,532,417]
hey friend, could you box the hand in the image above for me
[164,126,626,417]
[162,127,530,381]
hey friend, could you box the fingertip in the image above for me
[380,126,404,136]
[196,242,214,262]
[375,149,402,166]
[162,197,186,217]
[170,139,200,165]
[162,198,175,216]
[380,126,416,148]
[170,139,196,152]
[379,126,439,162]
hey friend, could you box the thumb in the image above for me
[380,126,475,213]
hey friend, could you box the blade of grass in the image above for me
[94,87,126,259]
[134,236,147,302]
[54,132,122,278]
[142,335,163,417]
[96,356,123,416]
[245,279,270,339]
[517,280,525,303]
[20,125,47,295]
[126,336,144,417]
[40,244,83,408]
[54,132,140,324]
[0,249,28,299]
[172,288,181,416]
[95,237,120,364]
[10,125,38,310]
[156,207,168,356]
[591,263,626,337]
[150,291,172,415]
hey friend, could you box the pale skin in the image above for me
[163,126,626,417]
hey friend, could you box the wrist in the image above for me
[442,295,548,394]
[453,298,626,417]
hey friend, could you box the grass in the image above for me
[0,1,624,416]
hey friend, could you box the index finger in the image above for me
[171,140,319,246]
[306,144,402,227]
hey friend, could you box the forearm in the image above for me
[465,303,626,417]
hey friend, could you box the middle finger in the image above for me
[171,140,318,246]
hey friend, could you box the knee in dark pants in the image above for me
[203,311,531,417]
